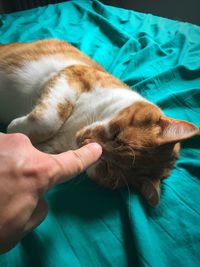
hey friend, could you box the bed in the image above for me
[0,1,200,266]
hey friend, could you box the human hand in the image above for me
[0,133,102,254]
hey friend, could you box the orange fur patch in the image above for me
[0,39,105,72]
[57,99,74,122]
[61,64,128,94]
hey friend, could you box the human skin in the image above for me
[0,133,102,254]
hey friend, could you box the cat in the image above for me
[0,38,199,206]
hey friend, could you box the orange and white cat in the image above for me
[0,39,199,206]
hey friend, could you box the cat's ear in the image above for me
[140,178,160,206]
[157,117,199,145]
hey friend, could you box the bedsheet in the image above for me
[0,1,200,266]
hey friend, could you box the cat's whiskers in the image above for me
[110,143,136,167]
[127,146,136,166]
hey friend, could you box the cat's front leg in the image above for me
[7,116,32,137]
[7,71,78,144]
[7,115,57,144]
[7,101,74,144]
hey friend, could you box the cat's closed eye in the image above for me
[108,122,121,140]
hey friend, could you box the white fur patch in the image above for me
[72,87,146,132]
[14,55,84,94]
[44,87,148,152]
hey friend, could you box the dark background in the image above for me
[102,0,200,25]
[0,0,199,25]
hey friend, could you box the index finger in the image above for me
[46,143,102,189]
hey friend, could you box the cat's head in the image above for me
[76,101,199,206]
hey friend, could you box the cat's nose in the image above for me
[79,138,93,147]
[82,138,92,146]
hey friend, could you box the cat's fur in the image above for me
[0,39,199,206]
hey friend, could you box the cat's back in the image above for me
[0,39,104,74]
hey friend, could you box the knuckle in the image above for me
[34,174,48,194]
[24,194,37,210]
[22,168,46,195]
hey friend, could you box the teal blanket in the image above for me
[0,1,200,266]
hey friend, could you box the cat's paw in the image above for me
[7,116,42,143]
[7,116,29,135]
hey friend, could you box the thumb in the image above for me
[46,143,102,189]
